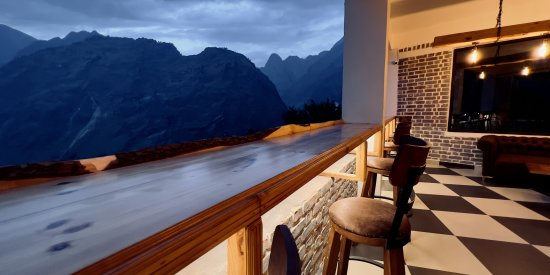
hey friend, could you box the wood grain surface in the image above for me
[0,123,380,274]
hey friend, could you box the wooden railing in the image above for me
[0,123,382,275]
[320,116,397,182]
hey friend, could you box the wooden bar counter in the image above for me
[0,123,380,275]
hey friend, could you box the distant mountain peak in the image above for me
[0,24,37,66]
[331,38,344,50]
[265,53,283,67]
[261,38,344,107]
[64,30,101,40]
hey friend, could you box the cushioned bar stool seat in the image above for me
[323,136,430,275]
[363,155,393,199]
[384,142,399,152]
[329,198,411,241]
[367,156,393,174]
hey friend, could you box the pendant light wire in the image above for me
[495,0,503,41]
[494,0,504,60]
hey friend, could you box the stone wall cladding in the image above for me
[262,161,358,275]
[397,51,483,166]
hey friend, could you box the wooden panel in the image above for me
[356,142,368,183]
[0,123,380,274]
[228,228,246,275]
[228,218,262,275]
[433,20,550,47]
[245,219,263,275]
[319,171,358,181]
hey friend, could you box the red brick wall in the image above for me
[397,51,483,166]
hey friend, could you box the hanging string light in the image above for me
[479,71,486,79]
[469,42,479,64]
[537,37,548,58]
[521,67,530,76]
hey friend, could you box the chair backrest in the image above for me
[389,135,430,188]
[398,116,412,124]
[393,122,412,145]
[268,225,301,275]
[387,136,430,248]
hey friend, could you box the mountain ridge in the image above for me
[15,30,102,58]
[261,38,343,107]
[0,35,287,166]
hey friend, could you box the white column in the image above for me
[342,0,390,124]
[386,48,399,117]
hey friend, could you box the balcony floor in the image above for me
[349,164,550,275]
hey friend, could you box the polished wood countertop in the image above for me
[0,123,380,274]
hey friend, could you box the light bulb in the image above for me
[479,71,486,79]
[469,48,478,63]
[537,39,548,58]
[521,67,530,76]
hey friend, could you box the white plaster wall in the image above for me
[342,0,389,123]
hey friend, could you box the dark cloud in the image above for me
[0,0,344,66]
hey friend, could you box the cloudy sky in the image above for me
[0,0,344,66]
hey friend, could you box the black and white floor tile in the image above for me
[348,164,550,275]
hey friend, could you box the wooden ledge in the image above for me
[433,19,550,48]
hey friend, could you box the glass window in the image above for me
[449,36,550,135]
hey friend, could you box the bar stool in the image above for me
[383,122,412,156]
[322,136,430,275]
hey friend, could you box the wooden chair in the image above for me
[383,122,412,156]
[322,136,430,275]
[268,224,301,275]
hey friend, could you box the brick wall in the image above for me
[397,51,483,166]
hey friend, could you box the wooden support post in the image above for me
[368,131,383,157]
[356,141,368,184]
[228,218,263,275]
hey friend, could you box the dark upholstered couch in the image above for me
[477,135,550,179]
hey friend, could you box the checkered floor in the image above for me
[348,164,550,275]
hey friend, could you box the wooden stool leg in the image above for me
[383,247,405,275]
[337,237,351,275]
[362,172,377,198]
[392,186,399,206]
[323,226,341,275]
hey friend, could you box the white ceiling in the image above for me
[388,0,550,49]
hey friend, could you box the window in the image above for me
[449,36,550,135]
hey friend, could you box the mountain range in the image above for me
[261,39,343,107]
[0,32,287,166]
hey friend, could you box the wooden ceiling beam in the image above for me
[433,19,550,48]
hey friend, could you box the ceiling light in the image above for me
[469,47,479,64]
[479,71,486,79]
[521,67,530,76]
[537,39,548,58]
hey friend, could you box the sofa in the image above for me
[477,135,550,179]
